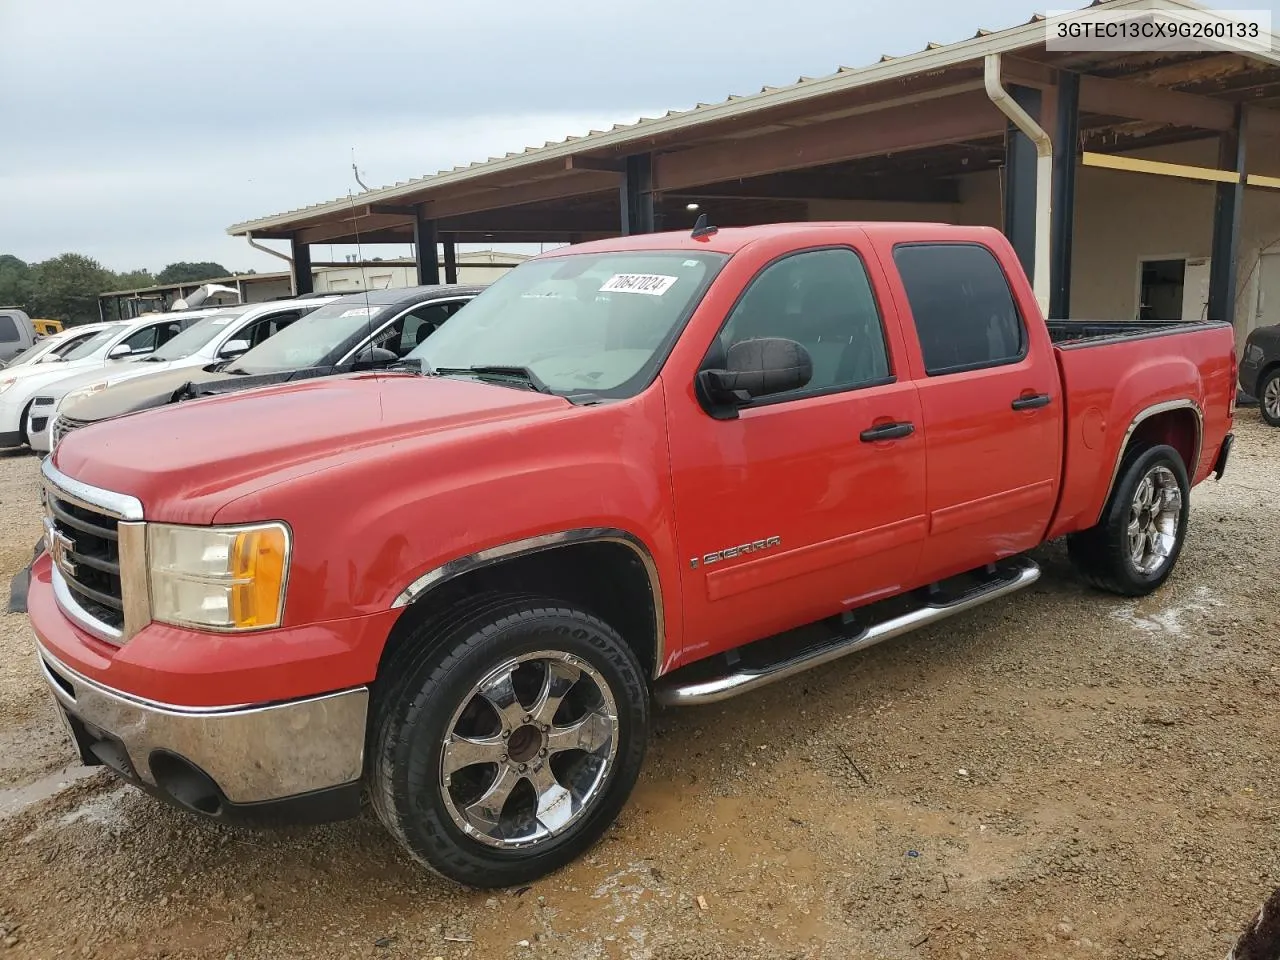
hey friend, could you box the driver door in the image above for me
[666,245,928,657]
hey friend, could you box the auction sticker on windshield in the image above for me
[600,274,678,296]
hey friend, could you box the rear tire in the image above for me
[1259,368,1280,427]
[370,595,649,888]
[1067,443,1189,597]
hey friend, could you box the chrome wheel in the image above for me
[1265,375,1280,422]
[439,650,619,849]
[1127,465,1183,576]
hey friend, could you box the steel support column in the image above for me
[1002,84,1042,283]
[1050,72,1079,319]
[442,234,458,284]
[1208,105,1247,325]
[290,237,313,296]
[620,154,656,235]
[414,214,441,286]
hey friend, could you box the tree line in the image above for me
[0,254,234,325]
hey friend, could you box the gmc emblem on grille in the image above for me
[44,518,77,579]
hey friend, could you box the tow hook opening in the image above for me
[148,751,225,817]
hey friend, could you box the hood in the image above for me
[36,359,168,403]
[53,373,570,523]
[61,365,231,421]
[0,355,107,400]
[0,354,93,384]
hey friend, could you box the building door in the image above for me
[1180,258,1212,322]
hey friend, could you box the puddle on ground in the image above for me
[0,763,98,819]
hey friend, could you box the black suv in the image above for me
[1240,323,1280,426]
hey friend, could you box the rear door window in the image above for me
[0,316,19,343]
[241,310,301,347]
[121,321,179,355]
[893,243,1027,376]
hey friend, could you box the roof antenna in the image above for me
[691,212,718,240]
[351,147,370,192]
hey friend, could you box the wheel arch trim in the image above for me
[1098,398,1202,523]
[390,528,667,678]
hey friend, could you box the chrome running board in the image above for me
[654,557,1041,707]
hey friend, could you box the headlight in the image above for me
[0,377,16,395]
[1245,343,1264,363]
[148,522,291,631]
[59,381,108,411]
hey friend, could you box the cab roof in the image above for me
[552,221,1002,257]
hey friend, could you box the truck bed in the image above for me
[1046,319,1220,347]
[1045,318,1236,541]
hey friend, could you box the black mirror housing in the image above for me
[697,337,812,417]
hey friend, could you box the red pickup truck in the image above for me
[29,222,1235,887]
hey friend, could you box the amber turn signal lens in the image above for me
[230,527,288,629]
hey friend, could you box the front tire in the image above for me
[1067,443,1190,597]
[1259,368,1280,427]
[370,596,649,888]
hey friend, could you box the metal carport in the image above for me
[227,0,1280,332]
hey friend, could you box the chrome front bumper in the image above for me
[37,645,368,805]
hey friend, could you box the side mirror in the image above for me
[353,345,399,367]
[697,337,812,418]
[107,344,133,359]
[219,339,250,359]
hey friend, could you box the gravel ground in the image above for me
[1,414,1277,960]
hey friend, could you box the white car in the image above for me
[0,322,117,371]
[0,310,222,449]
[27,296,340,454]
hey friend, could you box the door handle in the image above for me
[860,421,915,442]
[1011,393,1051,411]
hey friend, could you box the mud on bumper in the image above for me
[37,646,368,825]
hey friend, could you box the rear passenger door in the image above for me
[888,242,1062,581]
[668,245,928,655]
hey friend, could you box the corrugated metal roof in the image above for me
[227,0,1270,236]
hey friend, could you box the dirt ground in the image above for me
[1,415,1277,960]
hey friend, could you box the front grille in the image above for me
[46,491,124,634]
[33,397,55,407]
[30,416,48,433]
[51,416,90,450]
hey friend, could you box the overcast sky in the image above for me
[5,0,1068,273]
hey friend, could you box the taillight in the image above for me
[1231,350,1238,418]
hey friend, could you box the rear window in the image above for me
[0,316,19,343]
[893,243,1026,376]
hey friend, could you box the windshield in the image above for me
[4,341,52,367]
[409,251,726,398]
[226,299,389,375]
[148,312,242,361]
[62,326,122,361]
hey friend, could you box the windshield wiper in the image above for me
[435,365,552,394]
[386,357,430,375]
